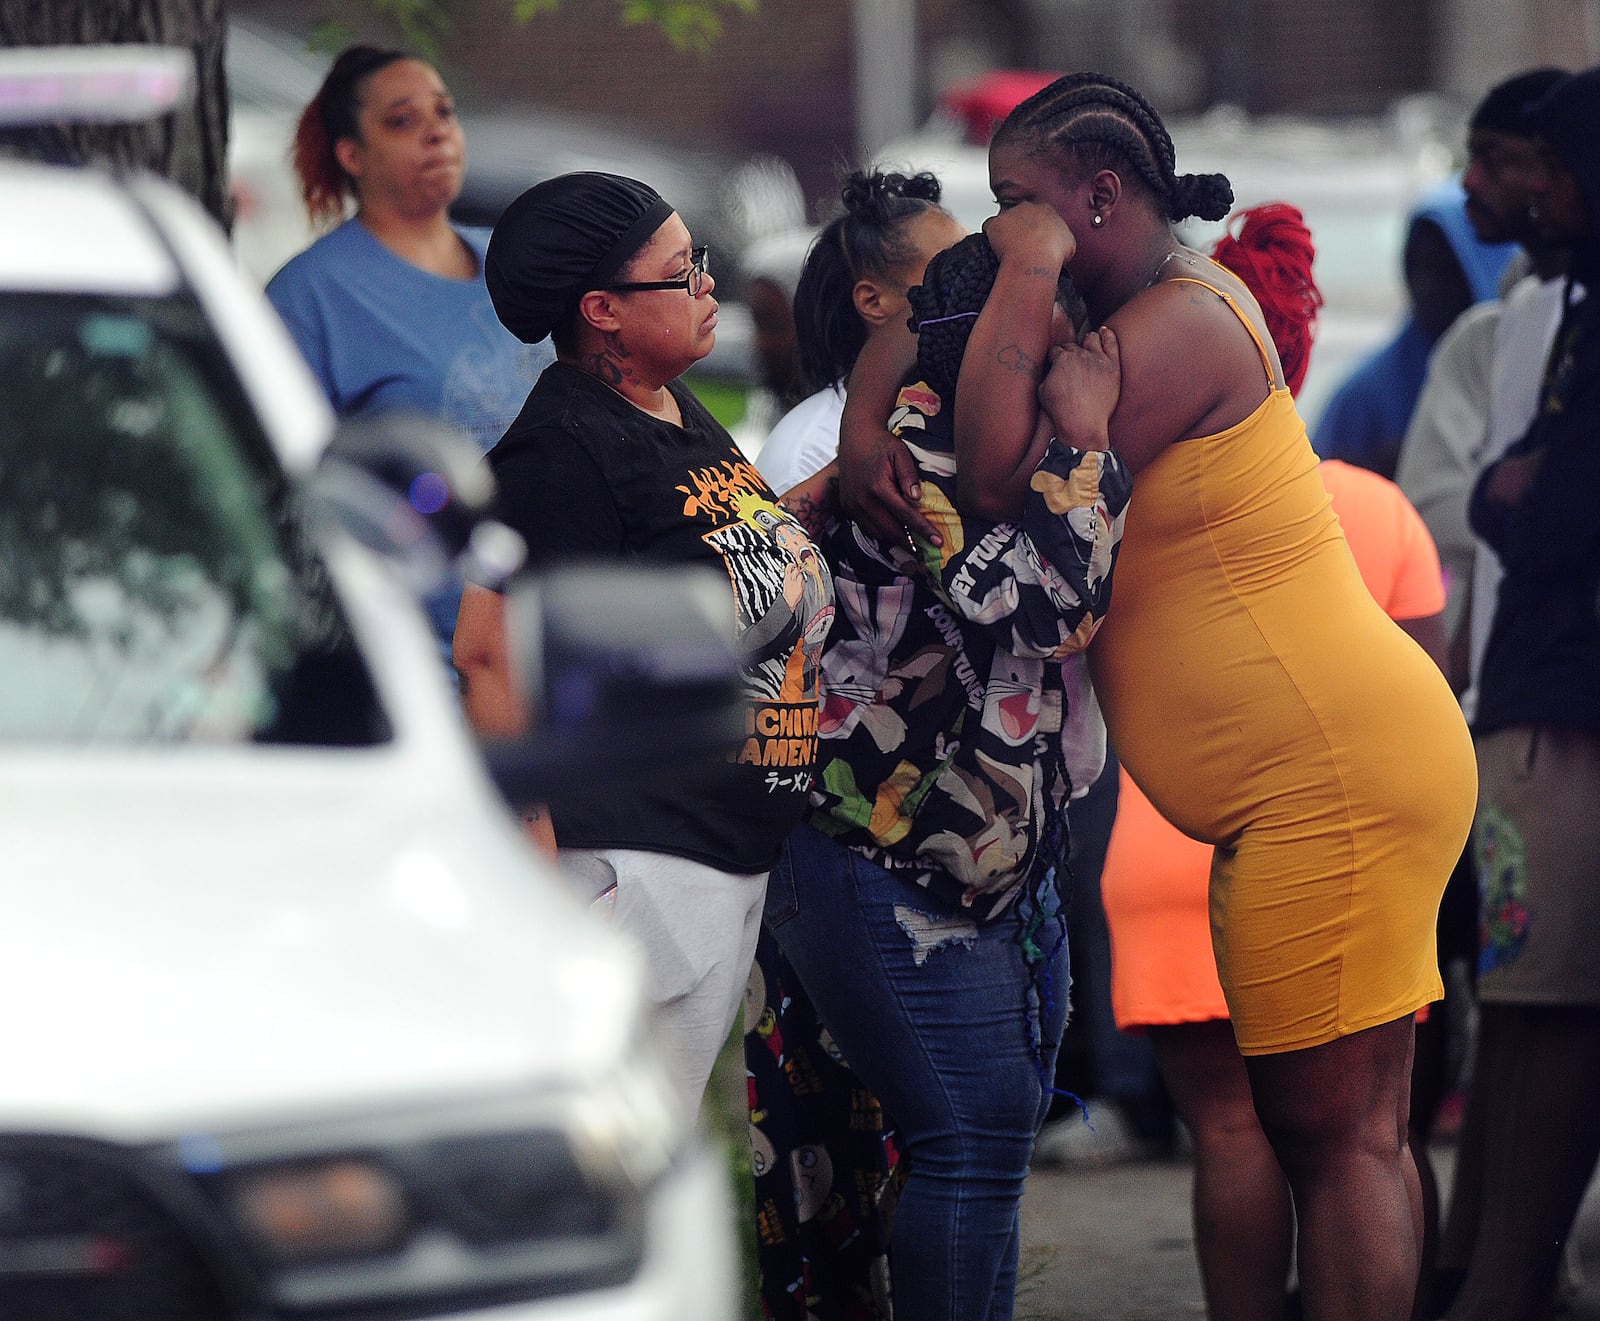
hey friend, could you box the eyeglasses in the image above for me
[601,246,710,297]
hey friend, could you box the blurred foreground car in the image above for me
[0,47,738,1321]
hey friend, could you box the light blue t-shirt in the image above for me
[267,218,553,655]
[267,217,552,450]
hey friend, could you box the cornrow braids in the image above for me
[907,233,1083,400]
[997,72,1233,223]
[792,169,947,393]
[292,45,409,227]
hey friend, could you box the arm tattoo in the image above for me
[781,475,839,538]
[996,343,1040,376]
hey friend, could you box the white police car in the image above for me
[0,46,737,1321]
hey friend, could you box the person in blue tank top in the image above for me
[265,46,553,658]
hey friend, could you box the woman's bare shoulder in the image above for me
[1097,280,1264,469]
[1105,275,1243,349]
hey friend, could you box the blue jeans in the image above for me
[767,822,1069,1321]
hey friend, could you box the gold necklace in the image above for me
[1148,247,1184,287]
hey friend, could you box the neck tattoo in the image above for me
[600,374,673,421]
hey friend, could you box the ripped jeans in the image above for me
[767,821,1069,1321]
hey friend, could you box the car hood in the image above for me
[0,751,642,1143]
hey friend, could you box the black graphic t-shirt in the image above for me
[487,362,834,873]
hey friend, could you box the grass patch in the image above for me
[685,373,751,433]
[1014,1241,1063,1321]
[705,1018,763,1321]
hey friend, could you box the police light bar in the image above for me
[0,46,191,126]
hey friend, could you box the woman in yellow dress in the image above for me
[839,72,1476,1321]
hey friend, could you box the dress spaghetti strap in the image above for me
[1167,274,1284,391]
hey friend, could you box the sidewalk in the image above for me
[1016,1140,1600,1321]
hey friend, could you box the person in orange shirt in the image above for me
[1099,204,1449,1321]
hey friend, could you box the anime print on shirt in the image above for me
[485,361,835,873]
[680,454,835,785]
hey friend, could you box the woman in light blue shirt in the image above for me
[267,45,552,654]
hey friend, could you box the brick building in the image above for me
[237,0,1598,215]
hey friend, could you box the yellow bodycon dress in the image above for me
[1087,275,1477,1055]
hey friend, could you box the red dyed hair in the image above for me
[291,46,408,228]
[1211,203,1323,397]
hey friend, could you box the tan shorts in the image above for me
[1474,725,1600,1006]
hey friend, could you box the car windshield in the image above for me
[0,293,389,746]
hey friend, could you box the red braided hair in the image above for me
[1211,203,1323,397]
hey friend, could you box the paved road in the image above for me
[1019,1155,1204,1320]
[1017,1140,1600,1320]
[713,1041,1599,1319]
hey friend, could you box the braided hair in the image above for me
[1211,203,1323,396]
[907,232,1085,401]
[792,169,949,393]
[292,45,410,227]
[995,72,1233,223]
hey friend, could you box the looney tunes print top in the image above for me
[488,362,834,872]
[808,376,1130,918]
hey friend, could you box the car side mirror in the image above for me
[481,562,746,808]
[309,411,524,595]
[308,417,744,804]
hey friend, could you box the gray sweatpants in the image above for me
[559,846,767,1119]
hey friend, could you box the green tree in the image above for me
[328,0,755,59]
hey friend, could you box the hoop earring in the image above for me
[1090,213,1104,228]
